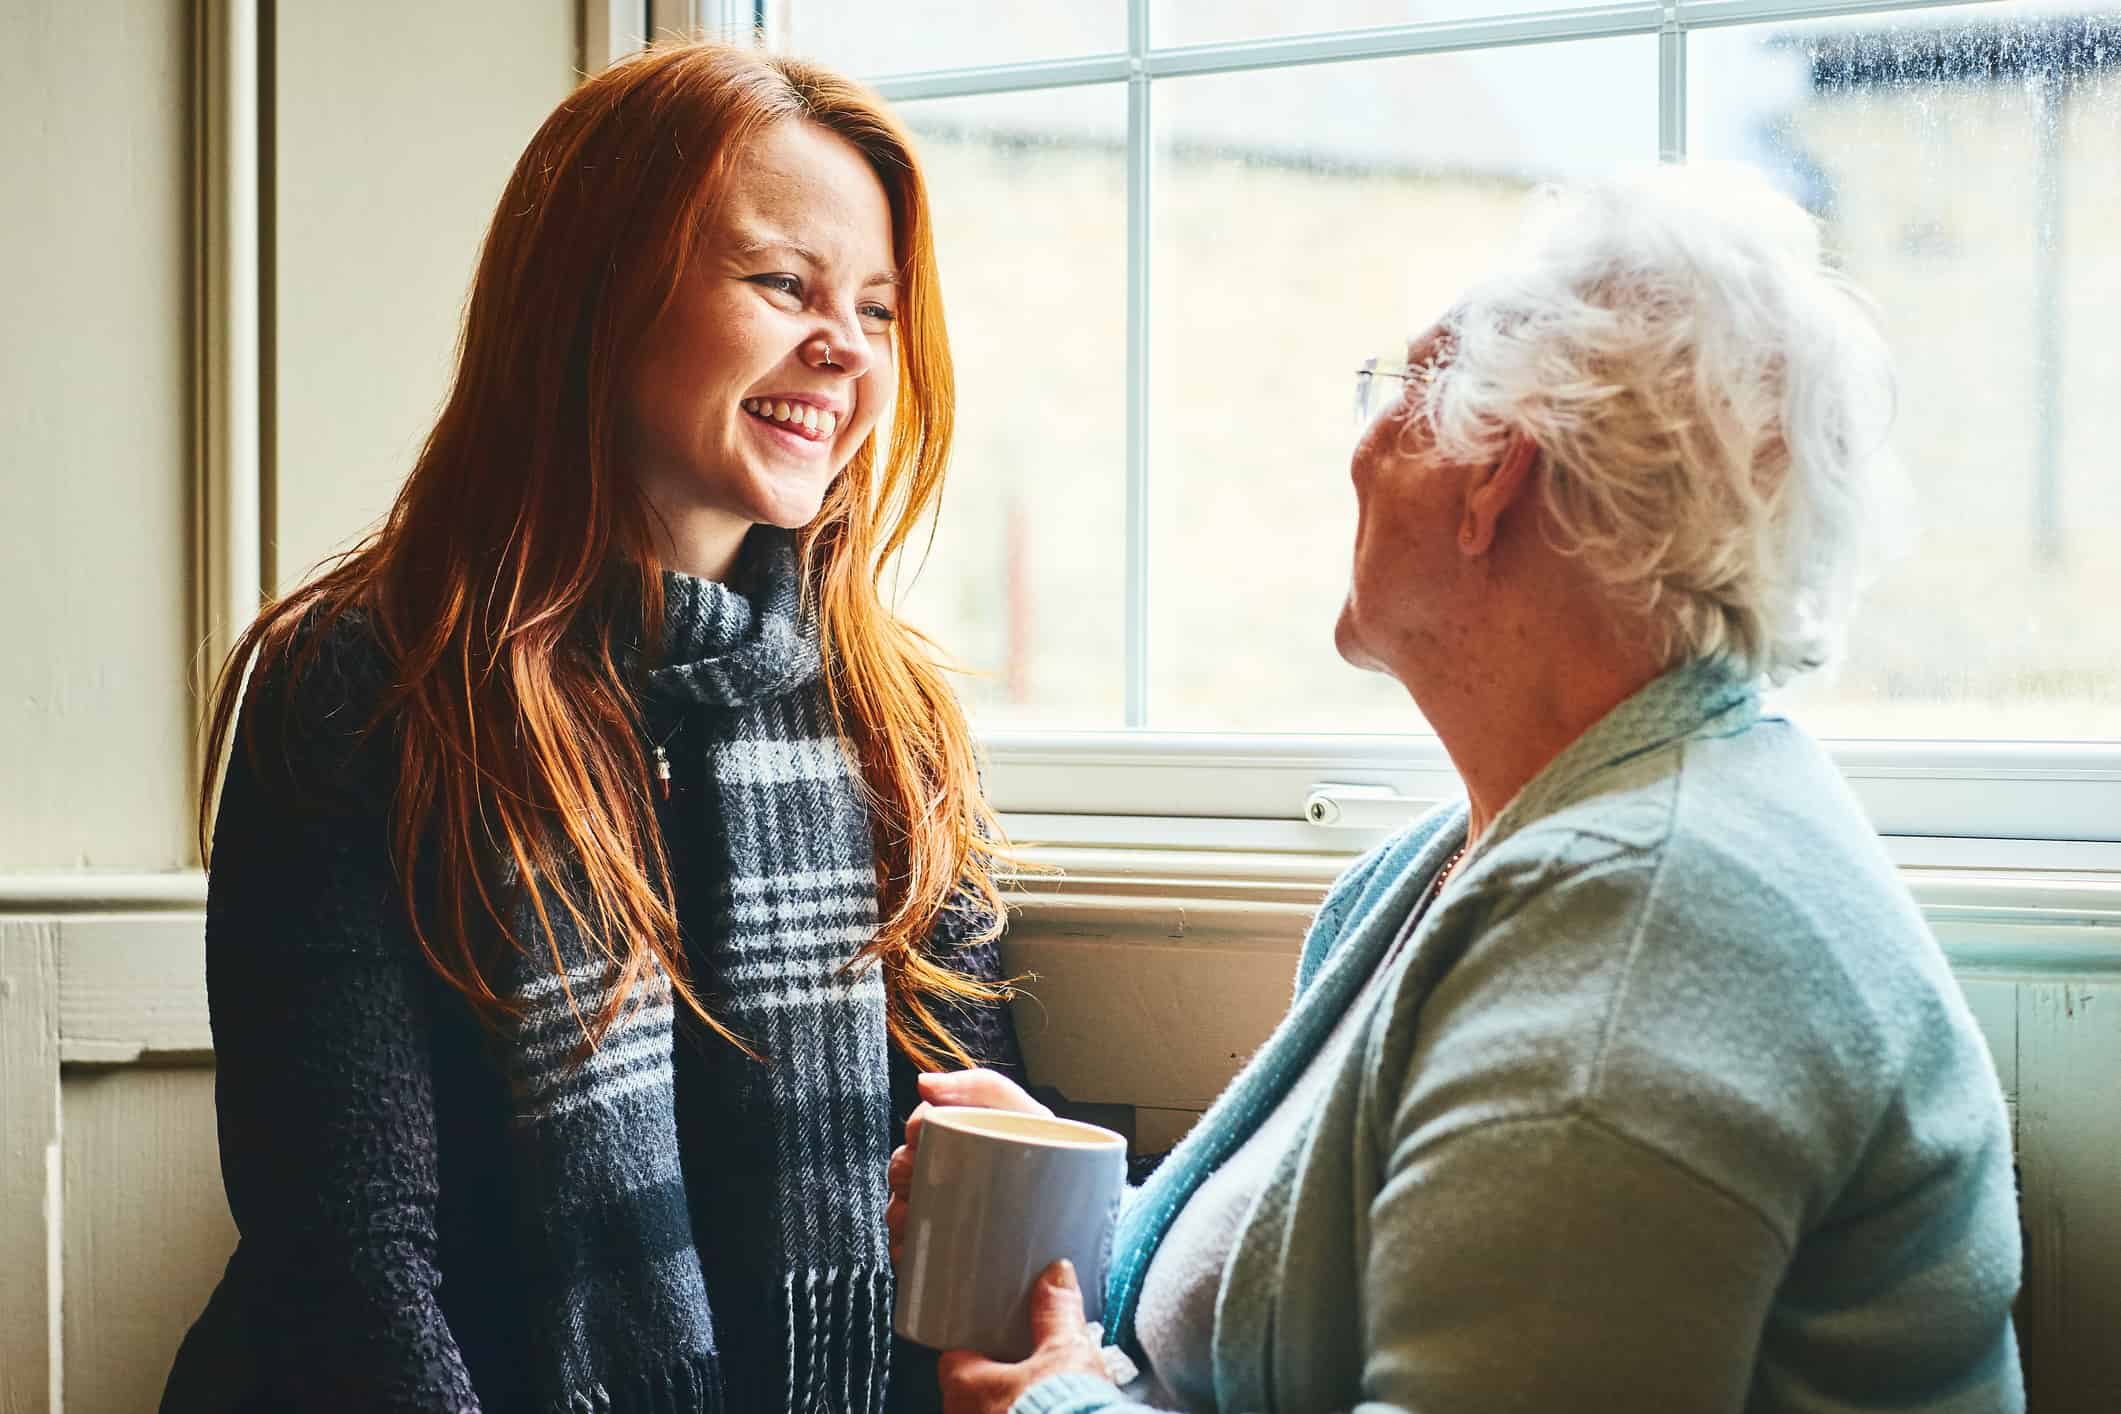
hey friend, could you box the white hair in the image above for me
[1420,161,1907,684]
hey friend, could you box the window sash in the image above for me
[983,731,2121,845]
[780,0,2121,845]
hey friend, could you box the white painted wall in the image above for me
[61,1067,235,1414]
[0,0,197,874]
[0,2,578,1408]
[270,0,577,590]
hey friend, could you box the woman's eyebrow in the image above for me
[731,231,816,264]
[731,232,898,289]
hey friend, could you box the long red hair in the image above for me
[200,42,1009,1068]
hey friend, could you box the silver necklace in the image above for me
[649,719,682,799]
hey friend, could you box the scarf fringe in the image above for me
[549,1351,723,1414]
[780,1264,895,1414]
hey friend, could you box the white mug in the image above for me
[892,1106,1127,1360]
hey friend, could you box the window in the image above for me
[1692,5,2121,744]
[761,1,2121,846]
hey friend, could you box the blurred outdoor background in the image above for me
[772,1,2121,740]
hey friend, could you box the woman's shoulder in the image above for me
[205,606,422,961]
[230,603,401,807]
[254,598,392,707]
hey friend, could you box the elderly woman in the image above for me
[889,163,2023,1413]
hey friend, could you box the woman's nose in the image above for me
[811,307,875,378]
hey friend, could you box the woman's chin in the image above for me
[732,474,834,532]
[757,495,829,532]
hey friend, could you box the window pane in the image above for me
[769,1,1123,78]
[1692,5,2121,739]
[1155,0,1624,49]
[1147,38,1659,732]
[895,89,1129,727]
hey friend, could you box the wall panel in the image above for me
[0,0,197,872]
[60,1067,232,1414]
[269,0,577,591]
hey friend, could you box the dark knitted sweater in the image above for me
[159,554,1021,1414]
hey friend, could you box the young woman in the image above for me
[160,42,1021,1414]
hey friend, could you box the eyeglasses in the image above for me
[1353,354,1441,428]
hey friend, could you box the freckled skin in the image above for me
[1332,323,1663,837]
[1335,325,1470,684]
[623,119,901,576]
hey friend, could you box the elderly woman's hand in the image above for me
[887,1068,1051,1267]
[938,1261,1114,1414]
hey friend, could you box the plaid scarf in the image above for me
[486,531,897,1414]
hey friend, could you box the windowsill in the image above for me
[7,839,2119,1081]
[987,826,2121,1120]
[982,734,2121,846]
[6,828,2121,935]
[994,819,2121,981]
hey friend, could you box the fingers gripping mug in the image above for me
[892,1107,1127,1361]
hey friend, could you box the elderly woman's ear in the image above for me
[1459,425,1541,556]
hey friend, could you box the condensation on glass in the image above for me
[1694,3,2121,739]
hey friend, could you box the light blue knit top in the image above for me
[1018,658,2023,1414]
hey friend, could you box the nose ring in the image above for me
[813,339,838,368]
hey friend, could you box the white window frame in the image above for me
[586,0,759,67]
[662,0,2121,858]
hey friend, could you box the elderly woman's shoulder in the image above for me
[1457,713,1960,1071]
[1419,724,1988,1242]
[1479,714,1912,951]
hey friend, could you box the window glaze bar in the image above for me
[716,0,754,43]
[1677,0,2002,29]
[863,1,1998,102]
[1660,5,1687,162]
[582,0,648,68]
[1143,3,1666,80]
[869,54,1132,102]
[1124,0,1152,728]
[867,9,1660,102]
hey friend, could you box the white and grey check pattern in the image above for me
[470,534,907,1413]
[689,696,896,1413]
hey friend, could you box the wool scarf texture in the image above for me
[484,531,900,1414]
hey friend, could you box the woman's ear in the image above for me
[1459,426,1540,556]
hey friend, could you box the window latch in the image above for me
[1303,783,1436,830]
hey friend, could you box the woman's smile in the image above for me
[740,394,842,444]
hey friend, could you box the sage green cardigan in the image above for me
[1021,659,2022,1413]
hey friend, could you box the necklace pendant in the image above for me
[654,745,672,800]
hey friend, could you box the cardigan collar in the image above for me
[1476,655,1762,864]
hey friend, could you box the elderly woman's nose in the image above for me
[1351,417,1400,483]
